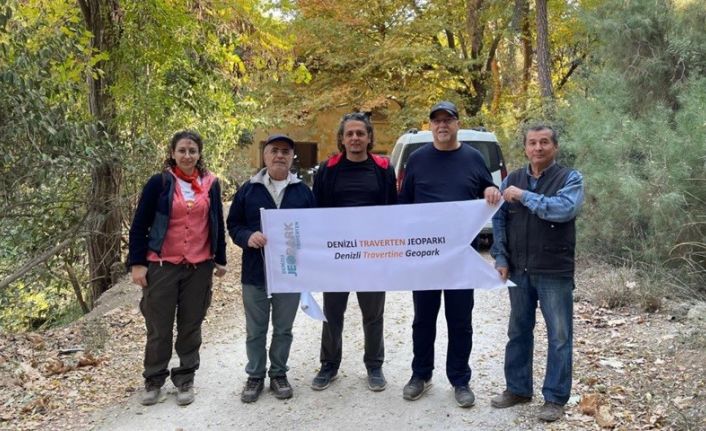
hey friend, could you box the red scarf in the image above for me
[173,166,203,194]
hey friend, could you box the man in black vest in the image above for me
[490,125,584,422]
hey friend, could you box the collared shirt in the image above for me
[264,171,290,208]
[491,164,584,269]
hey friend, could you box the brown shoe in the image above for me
[538,402,564,422]
[490,390,532,408]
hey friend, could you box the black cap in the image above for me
[429,101,459,119]
[264,133,295,148]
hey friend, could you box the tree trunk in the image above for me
[78,0,123,303]
[535,0,554,105]
[490,56,501,115]
[518,0,533,99]
[86,161,122,303]
[461,0,486,117]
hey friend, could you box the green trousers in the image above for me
[242,284,299,378]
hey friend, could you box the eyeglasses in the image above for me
[267,147,293,156]
[430,118,458,126]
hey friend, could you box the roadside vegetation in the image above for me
[0,0,704,335]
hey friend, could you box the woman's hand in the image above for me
[214,264,227,278]
[131,265,148,288]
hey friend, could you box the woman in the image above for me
[128,130,227,406]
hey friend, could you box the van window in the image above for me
[400,141,500,172]
[462,141,501,171]
[400,143,426,169]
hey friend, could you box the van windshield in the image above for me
[401,141,501,171]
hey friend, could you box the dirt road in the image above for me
[91,287,554,431]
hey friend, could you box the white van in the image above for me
[389,128,507,241]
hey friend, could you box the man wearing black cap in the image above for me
[310,112,397,393]
[227,134,315,403]
[399,101,501,407]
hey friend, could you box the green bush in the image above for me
[562,0,706,296]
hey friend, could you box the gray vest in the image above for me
[505,164,576,277]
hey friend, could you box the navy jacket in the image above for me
[128,172,227,267]
[227,169,316,286]
[398,143,495,204]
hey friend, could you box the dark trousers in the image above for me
[411,289,474,387]
[140,261,213,388]
[320,291,385,370]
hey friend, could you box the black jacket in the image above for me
[313,152,397,207]
[128,171,227,268]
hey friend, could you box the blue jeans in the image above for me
[504,273,573,405]
[242,284,299,378]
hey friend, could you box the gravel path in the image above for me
[93,288,543,431]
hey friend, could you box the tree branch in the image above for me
[0,224,82,291]
[64,259,90,314]
[76,0,90,25]
[556,54,585,91]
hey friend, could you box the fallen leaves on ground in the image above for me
[0,256,704,430]
[0,248,244,431]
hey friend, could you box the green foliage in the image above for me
[0,0,96,330]
[0,0,297,330]
[562,0,706,294]
[260,0,598,164]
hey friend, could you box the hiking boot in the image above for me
[402,376,431,401]
[367,368,387,392]
[270,375,293,400]
[538,402,564,422]
[140,385,161,406]
[490,390,532,408]
[176,382,195,406]
[311,363,338,391]
[240,377,264,403]
[454,385,475,408]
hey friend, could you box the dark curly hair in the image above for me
[163,130,208,176]
[336,112,374,153]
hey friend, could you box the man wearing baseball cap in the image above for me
[227,133,315,403]
[399,101,501,407]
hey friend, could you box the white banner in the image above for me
[261,199,506,295]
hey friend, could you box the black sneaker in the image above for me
[240,377,264,403]
[402,376,432,401]
[311,363,338,391]
[270,375,293,399]
[367,368,387,392]
[454,385,475,408]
